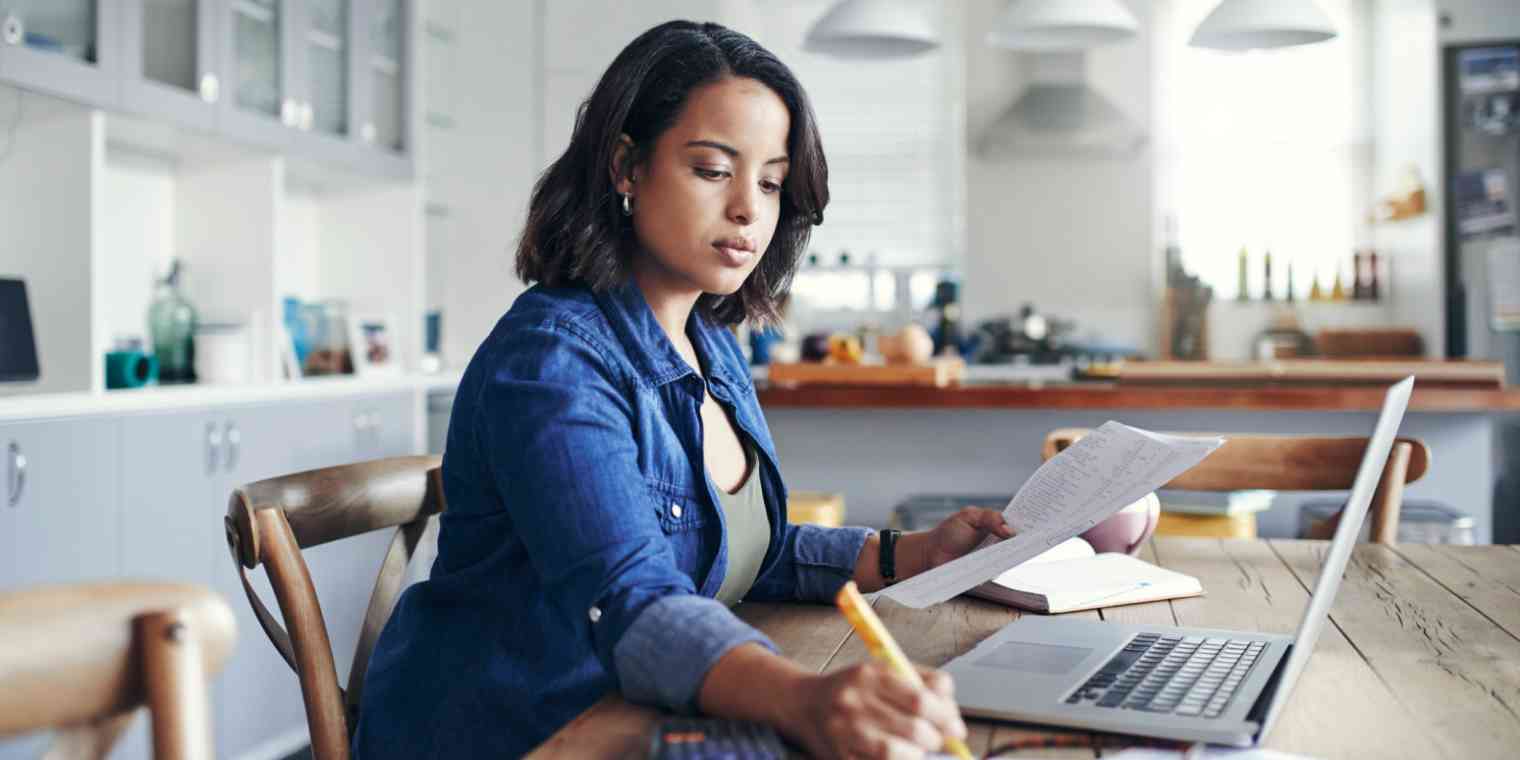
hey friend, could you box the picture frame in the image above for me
[349,312,402,377]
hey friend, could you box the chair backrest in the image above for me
[0,582,236,760]
[224,455,444,760]
[1042,430,1430,544]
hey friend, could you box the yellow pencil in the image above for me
[835,581,976,760]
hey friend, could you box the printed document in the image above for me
[880,422,1223,609]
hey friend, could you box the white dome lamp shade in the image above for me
[1189,0,1337,51]
[985,0,1139,51]
[804,0,940,60]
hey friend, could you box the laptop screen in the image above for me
[0,278,40,383]
[1256,376,1415,738]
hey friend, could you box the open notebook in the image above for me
[966,537,1202,614]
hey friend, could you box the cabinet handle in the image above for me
[206,421,223,475]
[224,421,241,472]
[2,15,22,46]
[200,73,220,103]
[6,442,24,508]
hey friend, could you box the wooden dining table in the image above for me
[527,538,1520,759]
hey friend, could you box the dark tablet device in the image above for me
[0,278,40,383]
[646,717,787,759]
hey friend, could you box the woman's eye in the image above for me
[694,167,729,180]
[760,180,782,194]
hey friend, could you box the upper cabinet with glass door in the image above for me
[120,0,221,131]
[220,0,299,148]
[353,0,413,177]
[0,0,119,107]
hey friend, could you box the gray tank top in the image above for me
[713,446,771,607]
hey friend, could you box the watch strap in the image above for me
[879,528,902,584]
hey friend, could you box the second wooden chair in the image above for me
[1042,430,1430,544]
[223,455,444,760]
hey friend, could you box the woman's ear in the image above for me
[610,134,637,195]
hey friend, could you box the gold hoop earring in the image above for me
[621,193,633,216]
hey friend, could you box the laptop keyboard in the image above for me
[1064,633,1265,718]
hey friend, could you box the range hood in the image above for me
[976,51,1146,158]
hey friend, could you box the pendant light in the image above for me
[1189,0,1337,51]
[804,0,940,60]
[985,0,1139,51]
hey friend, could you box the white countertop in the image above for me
[0,371,465,422]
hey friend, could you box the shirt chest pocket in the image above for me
[646,478,717,586]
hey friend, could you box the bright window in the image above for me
[1154,0,1373,300]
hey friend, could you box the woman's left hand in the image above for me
[922,507,1015,569]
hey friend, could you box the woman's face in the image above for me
[618,76,791,299]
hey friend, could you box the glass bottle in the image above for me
[1236,247,1250,301]
[1262,249,1274,301]
[1368,251,1381,301]
[148,259,198,383]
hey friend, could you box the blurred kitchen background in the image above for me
[3,3,1520,756]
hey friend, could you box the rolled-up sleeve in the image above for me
[747,523,872,603]
[477,321,774,711]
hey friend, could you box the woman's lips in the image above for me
[714,244,756,267]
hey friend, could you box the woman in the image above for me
[354,20,1013,759]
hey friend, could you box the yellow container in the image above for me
[788,491,845,527]
[1156,510,1257,539]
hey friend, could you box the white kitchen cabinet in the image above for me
[105,391,416,760]
[0,415,120,760]
[0,0,120,107]
[119,0,221,131]
[0,416,120,590]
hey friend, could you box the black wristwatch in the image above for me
[879,528,902,584]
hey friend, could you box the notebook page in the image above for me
[881,422,1223,609]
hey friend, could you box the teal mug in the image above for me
[105,351,159,389]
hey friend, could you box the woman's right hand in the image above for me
[779,660,967,760]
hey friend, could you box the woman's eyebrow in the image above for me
[684,139,789,166]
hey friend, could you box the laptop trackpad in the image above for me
[976,641,1093,675]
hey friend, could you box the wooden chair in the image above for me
[0,582,236,759]
[1042,430,1430,545]
[223,455,444,760]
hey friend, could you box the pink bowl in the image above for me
[1079,492,1160,555]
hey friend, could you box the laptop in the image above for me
[943,376,1415,747]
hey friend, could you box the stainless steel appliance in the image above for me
[1443,41,1520,542]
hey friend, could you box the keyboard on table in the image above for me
[1065,632,1266,718]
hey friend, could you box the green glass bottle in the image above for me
[149,259,198,383]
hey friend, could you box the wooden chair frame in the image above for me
[0,582,235,760]
[223,455,443,760]
[1043,430,1430,545]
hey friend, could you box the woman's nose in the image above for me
[727,184,759,226]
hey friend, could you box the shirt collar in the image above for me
[593,279,740,391]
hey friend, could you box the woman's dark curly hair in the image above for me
[515,20,828,326]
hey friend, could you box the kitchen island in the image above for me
[757,380,1519,543]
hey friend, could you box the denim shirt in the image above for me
[352,280,872,758]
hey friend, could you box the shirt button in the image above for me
[670,503,683,518]
[588,606,602,623]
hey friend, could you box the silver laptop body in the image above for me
[943,377,1415,747]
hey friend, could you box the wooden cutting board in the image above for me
[766,357,965,387]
